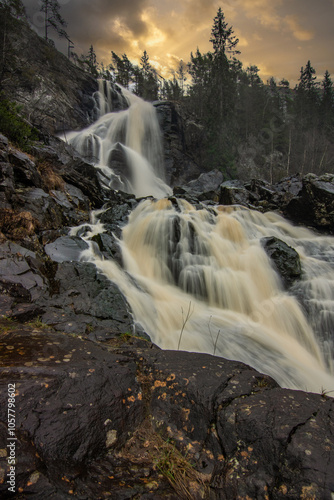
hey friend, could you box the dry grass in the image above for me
[37,161,65,192]
[117,419,208,499]
[0,208,38,239]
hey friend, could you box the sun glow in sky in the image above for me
[23,0,334,86]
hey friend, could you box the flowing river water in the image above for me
[62,82,334,394]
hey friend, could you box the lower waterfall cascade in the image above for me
[63,82,334,394]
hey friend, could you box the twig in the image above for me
[177,301,193,350]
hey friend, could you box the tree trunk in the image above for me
[286,127,291,176]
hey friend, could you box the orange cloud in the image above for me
[285,15,314,41]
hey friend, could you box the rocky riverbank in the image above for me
[0,130,334,498]
[1,319,334,499]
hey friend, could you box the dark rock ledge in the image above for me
[0,321,333,499]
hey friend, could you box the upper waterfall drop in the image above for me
[62,81,172,199]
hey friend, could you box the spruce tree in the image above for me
[320,70,334,134]
[210,7,240,57]
[88,45,98,76]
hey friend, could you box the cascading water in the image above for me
[63,82,334,394]
[63,81,171,199]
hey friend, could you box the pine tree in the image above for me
[295,60,320,128]
[176,60,187,96]
[87,45,98,76]
[320,70,334,134]
[39,0,67,42]
[298,60,317,92]
[210,7,239,57]
[111,52,134,87]
[139,51,159,100]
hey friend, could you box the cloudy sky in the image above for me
[23,0,334,86]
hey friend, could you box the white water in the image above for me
[63,82,171,198]
[64,82,334,394]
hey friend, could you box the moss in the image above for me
[0,93,38,151]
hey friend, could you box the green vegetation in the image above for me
[26,317,49,329]
[0,94,38,150]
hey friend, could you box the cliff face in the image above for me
[0,14,98,134]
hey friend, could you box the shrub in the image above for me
[0,93,38,150]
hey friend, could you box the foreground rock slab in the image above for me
[0,322,333,499]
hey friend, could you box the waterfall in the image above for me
[63,81,171,199]
[65,82,334,394]
[87,200,334,394]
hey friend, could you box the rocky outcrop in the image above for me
[0,14,127,135]
[154,101,202,186]
[181,171,334,233]
[0,322,333,499]
[285,173,334,231]
[0,134,138,336]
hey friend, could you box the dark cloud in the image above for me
[23,0,150,57]
[22,0,334,84]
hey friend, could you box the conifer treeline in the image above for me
[80,8,333,181]
[1,1,333,180]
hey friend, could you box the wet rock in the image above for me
[36,261,135,336]
[187,169,224,194]
[0,133,8,149]
[64,183,91,212]
[8,149,42,188]
[99,203,132,225]
[0,161,15,202]
[286,174,334,232]
[0,241,47,320]
[91,232,123,266]
[44,236,89,263]
[154,101,201,186]
[0,326,144,498]
[261,236,302,287]
[0,328,333,499]
[176,169,224,202]
[219,180,252,206]
[60,158,108,208]
[107,143,132,188]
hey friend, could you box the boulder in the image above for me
[59,158,109,208]
[44,236,89,263]
[0,241,47,321]
[0,324,333,499]
[8,149,42,189]
[286,174,334,232]
[36,261,135,337]
[261,236,302,288]
[219,180,252,207]
[176,169,224,202]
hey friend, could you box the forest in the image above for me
[78,8,334,183]
[1,1,334,182]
